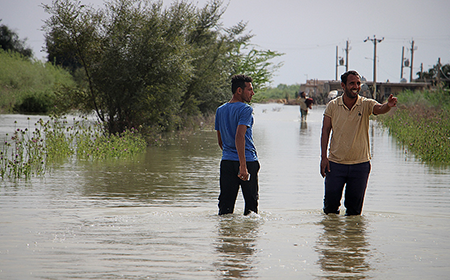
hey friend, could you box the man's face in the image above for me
[342,74,361,99]
[240,82,255,102]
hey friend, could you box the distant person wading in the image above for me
[299,91,313,121]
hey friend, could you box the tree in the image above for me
[44,0,195,134]
[180,5,257,116]
[0,21,33,58]
[416,62,450,88]
[43,0,284,135]
[230,42,283,90]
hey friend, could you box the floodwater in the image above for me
[1,104,449,279]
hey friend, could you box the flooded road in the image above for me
[1,104,449,279]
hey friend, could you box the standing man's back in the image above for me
[215,75,260,215]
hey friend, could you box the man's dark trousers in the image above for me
[219,160,260,215]
[323,161,371,216]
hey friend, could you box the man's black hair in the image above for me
[231,74,253,94]
[341,70,361,84]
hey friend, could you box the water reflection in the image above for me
[315,215,371,279]
[213,215,261,279]
[300,120,308,131]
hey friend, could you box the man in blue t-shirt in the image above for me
[215,74,260,215]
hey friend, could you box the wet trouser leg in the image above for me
[218,160,260,215]
[300,109,307,120]
[323,161,371,216]
[241,161,260,215]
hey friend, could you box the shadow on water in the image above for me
[213,214,262,279]
[315,214,371,280]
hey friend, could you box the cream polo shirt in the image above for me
[324,95,378,164]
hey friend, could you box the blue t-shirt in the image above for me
[215,102,258,162]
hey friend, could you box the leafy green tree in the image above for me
[179,2,237,116]
[416,63,450,88]
[183,19,284,114]
[416,68,436,81]
[44,0,193,134]
[229,42,284,91]
[43,0,284,135]
[436,63,450,88]
[0,21,33,58]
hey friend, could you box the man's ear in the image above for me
[341,82,345,90]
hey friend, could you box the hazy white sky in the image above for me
[1,0,449,86]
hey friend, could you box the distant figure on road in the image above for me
[299,91,312,121]
[320,70,397,215]
[215,74,260,215]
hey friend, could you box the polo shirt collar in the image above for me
[337,94,362,110]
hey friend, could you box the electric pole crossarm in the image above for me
[364,35,384,100]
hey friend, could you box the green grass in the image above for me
[378,89,450,164]
[0,50,75,113]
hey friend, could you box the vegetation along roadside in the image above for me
[0,116,147,180]
[378,89,450,164]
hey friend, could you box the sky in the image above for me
[1,0,449,86]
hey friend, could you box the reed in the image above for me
[1,115,147,180]
[378,89,450,164]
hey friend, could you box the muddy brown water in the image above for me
[1,104,449,279]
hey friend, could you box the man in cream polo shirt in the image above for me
[320,70,397,215]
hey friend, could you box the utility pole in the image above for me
[335,45,346,81]
[420,63,423,82]
[409,40,417,82]
[364,35,384,100]
[335,46,338,81]
[400,46,405,80]
[437,57,441,86]
[345,40,350,72]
